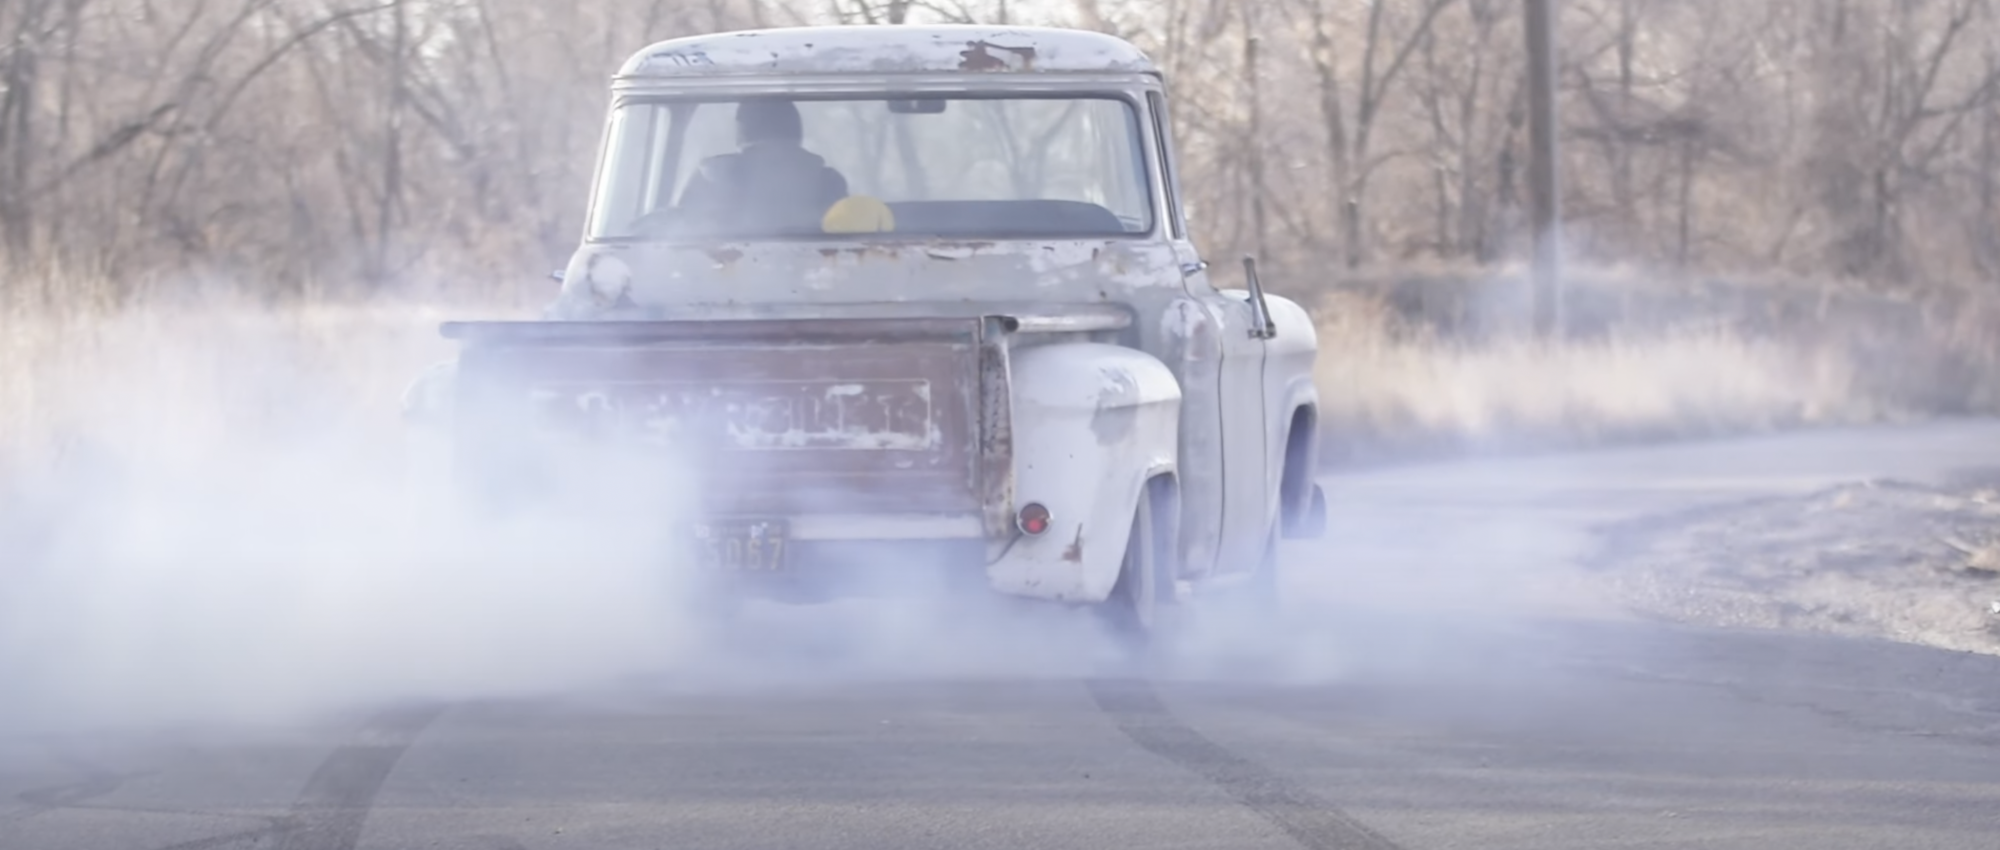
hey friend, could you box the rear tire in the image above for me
[1098,485,1161,655]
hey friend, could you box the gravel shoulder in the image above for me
[1594,468,2000,655]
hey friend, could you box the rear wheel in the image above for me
[1098,484,1168,656]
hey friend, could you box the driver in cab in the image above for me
[676,99,851,233]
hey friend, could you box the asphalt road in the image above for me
[7,420,2000,850]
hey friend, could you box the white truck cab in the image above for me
[409,25,1325,642]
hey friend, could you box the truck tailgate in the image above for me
[444,318,1008,524]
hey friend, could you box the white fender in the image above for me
[1264,294,1319,389]
[1263,293,1320,432]
[986,342,1181,603]
[1261,294,1320,514]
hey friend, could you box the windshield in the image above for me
[586,94,1154,241]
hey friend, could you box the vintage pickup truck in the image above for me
[403,24,1326,643]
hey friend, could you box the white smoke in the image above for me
[0,306,1462,741]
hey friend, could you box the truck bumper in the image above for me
[698,514,1096,605]
[713,537,987,603]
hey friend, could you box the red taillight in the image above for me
[1017,502,1051,536]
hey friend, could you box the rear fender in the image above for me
[986,343,1181,603]
[1263,294,1324,539]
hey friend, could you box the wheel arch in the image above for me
[1278,403,1324,539]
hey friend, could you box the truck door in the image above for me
[1207,287,1271,574]
[1148,91,1272,578]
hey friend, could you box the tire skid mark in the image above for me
[149,817,296,850]
[270,703,445,850]
[11,758,285,842]
[1087,678,1404,850]
[16,767,143,809]
[13,755,152,817]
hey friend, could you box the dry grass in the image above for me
[1310,290,1888,464]
[0,282,531,484]
[1,267,1995,482]
[1301,270,2000,465]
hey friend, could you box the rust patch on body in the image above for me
[451,318,990,518]
[815,244,909,262]
[960,41,1037,71]
[1062,525,1084,562]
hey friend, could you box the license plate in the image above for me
[690,519,789,573]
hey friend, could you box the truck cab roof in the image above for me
[617,25,1158,79]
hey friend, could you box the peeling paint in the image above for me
[1026,242,1104,275]
[1091,405,1137,445]
[1090,364,1142,445]
[528,378,940,451]
[1097,365,1139,404]
[959,40,1037,72]
[552,240,1179,317]
[618,25,1155,78]
[647,48,714,69]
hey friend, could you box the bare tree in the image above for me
[9,0,2000,299]
[1299,0,1458,268]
